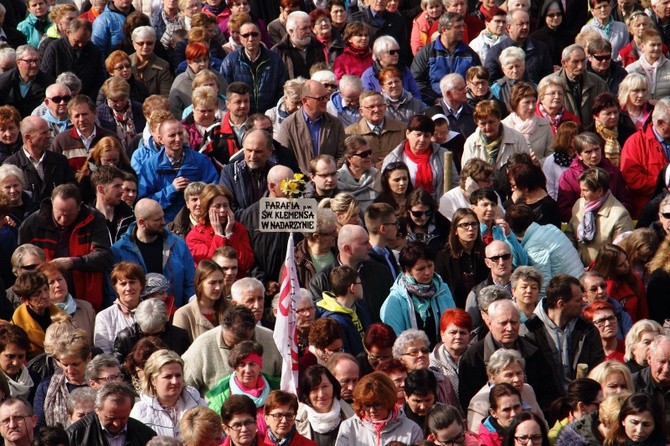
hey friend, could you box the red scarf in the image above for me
[403,140,433,193]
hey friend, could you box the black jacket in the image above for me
[67,412,156,446]
[41,37,105,100]
[1,25,26,49]
[113,322,191,364]
[587,60,628,96]
[349,7,409,65]
[271,34,326,79]
[4,148,75,204]
[0,67,54,118]
[485,35,553,85]
[632,366,670,444]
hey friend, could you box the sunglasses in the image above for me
[387,49,399,55]
[591,54,610,62]
[661,212,670,219]
[410,209,433,218]
[49,95,72,103]
[20,263,40,270]
[546,12,562,18]
[323,83,338,89]
[240,31,260,38]
[487,253,512,262]
[353,149,372,158]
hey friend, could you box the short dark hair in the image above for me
[426,404,464,435]
[404,369,437,397]
[222,306,256,330]
[227,340,263,369]
[298,365,341,405]
[32,426,69,446]
[507,162,546,192]
[591,92,620,117]
[364,203,395,235]
[12,270,48,299]
[226,82,250,97]
[52,183,82,205]
[505,203,537,235]
[0,324,29,353]
[399,242,434,271]
[469,186,498,205]
[329,265,359,296]
[220,394,257,423]
[407,114,435,134]
[545,274,582,309]
[91,165,125,190]
[489,382,521,409]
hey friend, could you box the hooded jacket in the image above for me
[317,292,372,356]
[333,45,373,79]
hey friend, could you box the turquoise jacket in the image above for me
[17,14,50,48]
[480,222,529,268]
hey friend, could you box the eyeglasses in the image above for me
[226,419,256,431]
[96,374,121,382]
[240,31,260,38]
[591,54,610,62]
[402,347,430,357]
[434,432,466,446]
[19,58,39,65]
[362,402,385,411]
[268,412,296,421]
[324,345,344,354]
[113,64,131,71]
[593,315,617,327]
[386,49,399,55]
[410,210,433,218]
[546,12,562,18]
[457,221,478,229]
[0,415,31,427]
[48,95,72,103]
[487,253,512,262]
[366,351,393,362]
[353,149,372,158]
[661,212,670,219]
[362,103,386,110]
[515,435,544,445]
[307,95,329,102]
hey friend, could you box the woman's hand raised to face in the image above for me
[210,207,225,237]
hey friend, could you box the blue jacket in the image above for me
[480,222,529,269]
[380,274,455,340]
[17,14,50,48]
[131,134,160,174]
[92,4,132,57]
[326,91,361,127]
[219,46,288,114]
[137,146,218,223]
[112,222,195,308]
[411,38,481,105]
[361,62,422,102]
[317,292,372,357]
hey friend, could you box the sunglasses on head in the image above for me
[410,209,433,218]
[487,253,512,262]
[353,149,373,158]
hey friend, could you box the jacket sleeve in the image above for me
[71,213,113,272]
[379,292,406,336]
[33,379,48,427]
[458,348,486,410]
[621,137,659,198]
[557,171,579,222]
[158,66,174,97]
[333,56,345,80]
[185,228,221,265]
[410,18,423,55]
[93,311,114,354]
[484,45,503,82]
[40,43,57,78]
[228,222,254,274]
[137,163,179,208]
[410,46,438,105]
[91,15,110,58]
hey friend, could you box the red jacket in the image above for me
[621,122,668,218]
[333,45,373,80]
[534,102,581,135]
[185,221,254,275]
[619,41,669,68]
[223,433,264,446]
[606,274,649,322]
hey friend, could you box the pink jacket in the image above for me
[185,221,254,274]
[411,11,440,55]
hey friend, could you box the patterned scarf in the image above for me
[44,370,72,427]
[553,150,574,168]
[55,293,77,315]
[230,374,270,408]
[403,140,433,193]
[480,126,504,165]
[400,273,437,323]
[592,17,614,38]
[267,426,297,446]
[202,2,226,16]
[113,106,137,149]
[596,121,621,167]
[578,190,611,244]
[538,102,564,129]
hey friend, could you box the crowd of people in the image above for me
[0,0,669,445]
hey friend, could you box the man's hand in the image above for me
[50,257,74,270]
[172,176,190,191]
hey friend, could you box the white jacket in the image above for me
[335,412,423,446]
[462,124,531,169]
[94,305,135,354]
[129,386,206,437]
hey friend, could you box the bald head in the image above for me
[20,116,48,137]
[267,165,294,197]
[485,240,509,257]
[337,224,367,250]
[134,198,162,220]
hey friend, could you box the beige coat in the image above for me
[467,383,546,432]
[501,114,555,160]
[172,299,215,343]
[462,124,531,169]
[566,192,633,265]
[345,117,406,164]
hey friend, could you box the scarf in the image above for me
[303,398,343,434]
[403,140,433,193]
[112,106,137,149]
[578,190,611,244]
[55,293,77,315]
[509,112,538,142]
[596,121,621,167]
[42,110,70,134]
[202,2,226,16]
[44,370,71,427]
[538,102,564,129]
[363,406,400,439]
[479,126,504,165]
[592,17,614,38]
[400,273,437,322]
[267,426,297,446]
[6,367,33,399]
[637,54,665,96]
[230,374,270,408]
[553,150,574,168]
[34,17,49,34]
[382,89,409,107]
[113,298,137,317]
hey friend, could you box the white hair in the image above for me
[311,70,337,84]
[439,73,464,95]
[499,46,526,67]
[132,26,156,42]
[372,35,399,60]
[230,277,265,301]
[286,11,310,32]
[652,97,670,124]
[561,44,585,62]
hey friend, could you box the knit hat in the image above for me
[141,273,169,298]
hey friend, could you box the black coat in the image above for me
[41,37,105,100]
[271,34,326,79]
[349,7,409,64]
[1,26,26,49]
[485,35,553,85]
[67,412,156,446]
[3,149,75,204]
[0,68,54,118]
[113,322,191,364]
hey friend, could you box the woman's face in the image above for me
[467,77,489,98]
[107,95,129,114]
[516,96,536,120]
[388,169,409,196]
[57,353,88,384]
[361,400,390,422]
[230,0,250,14]
[335,208,360,227]
[264,404,296,440]
[502,60,524,81]
[200,270,224,302]
[545,5,563,29]
[592,1,611,22]
[99,149,120,166]
[623,410,655,443]
[409,204,432,228]
[513,420,543,446]
[122,180,137,208]
[512,279,539,308]
[633,331,657,365]
[193,102,217,127]
[366,345,393,369]
[382,76,403,99]
[308,374,334,413]
[186,194,201,219]
[642,36,663,62]
[407,258,434,285]
[188,57,209,75]
[235,357,261,388]
[541,85,565,114]
[399,340,430,370]
[330,5,346,26]
[113,276,142,309]
[493,363,525,390]
[477,115,501,140]
[441,323,469,358]
[628,85,648,107]
[313,17,332,39]
[602,371,628,397]
[386,0,399,12]
[426,2,443,19]
[455,215,478,244]
[152,362,184,402]
[57,11,77,34]
[614,252,630,276]
[379,46,400,68]
[630,17,650,38]
[210,195,230,223]
[490,395,523,428]
[593,309,618,341]
[349,30,369,49]
[388,370,407,404]
[0,121,19,145]
[595,106,619,129]
[24,285,50,313]
[577,144,602,167]
[47,271,69,304]
[0,175,23,205]
[406,129,433,153]
[580,182,604,203]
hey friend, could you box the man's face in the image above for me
[648,340,670,386]
[221,319,255,346]
[67,28,91,51]
[588,51,612,74]
[310,159,338,195]
[302,82,329,116]
[121,181,137,208]
[289,18,312,47]
[562,50,586,81]
[445,79,467,107]
[406,392,436,416]
[226,93,250,121]
[0,343,26,377]
[359,94,387,125]
[69,104,96,135]
[0,401,35,444]
[654,0,670,20]
[96,397,132,436]
[26,121,51,151]
[70,402,95,423]
[441,20,464,45]
[52,196,80,228]
[45,85,71,119]
[214,256,238,287]
[158,121,184,158]
[582,275,607,304]
[484,243,512,281]
[489,305,520,348]
[239,23,261,53]
[90,366,123,389]
[295,295,316,329]
[444,0,465,14]
[233,289,264,322]
[346,231,372,264]
[506,12,530,41]
[561,283,585,321]
[346,143,373,174]
[368,0,387,12]
[113,0,133,12]
[100,178,123,207]
[332,360,360,403]
[17,52,40,79]
[140,208,165,236]
[471,198,496,224]
[339,87,361,109]
[242,133,272,171]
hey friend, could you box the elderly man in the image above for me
[427,73,476,138]
[92,0,135,57]
[137,118,218,223]
[338,136,379,212]
[586,38,627,95]
[327,75,363,127]
[230,277,265,324]
[277,79,345,175]
[112,198,195,308]
[0,398,37,446]
[271,11,325,79]
[557,44,608,128]
[621,97,670,219]
[18,183,112,311]
[412,12,481,105]
[39,82,72,141]
[182,306,282,394]
[650,0,670,45]
[220,129,277,218]
[458,298,557,412]
[245,113,300,173]
[41,19,105,100]
[632,334,670,442]
[345,91,405,165]
[221,19,287,114]
[3,116,74,204]
[67,382,156,446]
[0,45,54,117]
[304,154,340,202]
[309,224,394,323]
[327,352,360,404]
[485,9,553,84]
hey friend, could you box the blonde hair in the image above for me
[192,69,220,90]
[624,319,663,362]
[319,192,359,227]
[588,360,634,392]
[101,77,130,100]
[599,391,632,427]
[141,349,184,396]
[191,86,218,109]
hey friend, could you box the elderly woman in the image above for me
[6,244,46,311]
[337,136,378,212]
[618,72,653,130]
[33,329,91,428]
[491,47,527,111]
[356,323,396,376]
[588,360,634,398]
[430,308,472,397]
[0,48,16,74]
[97,77,145,151]
[590,92,636,167]
[467,349,545,432]
[463,100,531,170]
[374,161,414,210]
[131,349,206,436]
[379,67,426,122]
[626,29,670,102]
[221,11,246,54]
[619,13,657,67]
[129,26,174,97]
[266,77,304,139]
[185,184,254,272]
[566,167,633,265]
[0,164,33,232]
[502,82,554,160]
[103,50,150,104]
[296,365,354,446]
[361,36,422,101]
[94,262,146,354]
[580,0,628,59]
[180,405,223,446]
[507,162,560,227]
[310,9,344,65]
[583,301,627,361]
[167,182,206,238]
[11,270,65,360]
[333,21,372,79]
[623,319,663,373]
[0,105,21,164]
[542,121,580,201]
[0,325,33,400]
[466,66,507,115]
[510,266,541,323]
[335,372,423,445]
[182,86,219,150]
[535,75,582,134]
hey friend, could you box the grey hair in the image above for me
[184,181,206,200]
[66,387,97,415]
[506,9,529,26]
[146,437,183,446]
[272,288,312,311]
[438,11,464,30]
[230,277,265,302]
[477,285,511,312]
[372,35,399,60]
[660,194,670,211]
[439,73,465,96]
[618,73,649,106]
[283,77,306,100]
[132,26,156,42]
[499,46,526,67]
[510,266,543,290]
[486,348,525,377]
[0,47,15,62]
[649,334,670,358]
[95,381,137,409]
[55,72,82,95]
[0,164,25,188]
[625,319,663,362]
[85,353,121,382]
[561,44,585,62]
[134,298,168,334]
[339,74,364,92]
[392,329,429,358]
[0,4,6,15]
[315,207,337,236]
[652,97,670,124]
[311,70,337,84]
[286,11,310,32]
[537,74,567,98]
[15,44,38,61]
[488,298,518,320]
[10,244,45,276]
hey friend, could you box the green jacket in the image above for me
[205,372,280,415]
